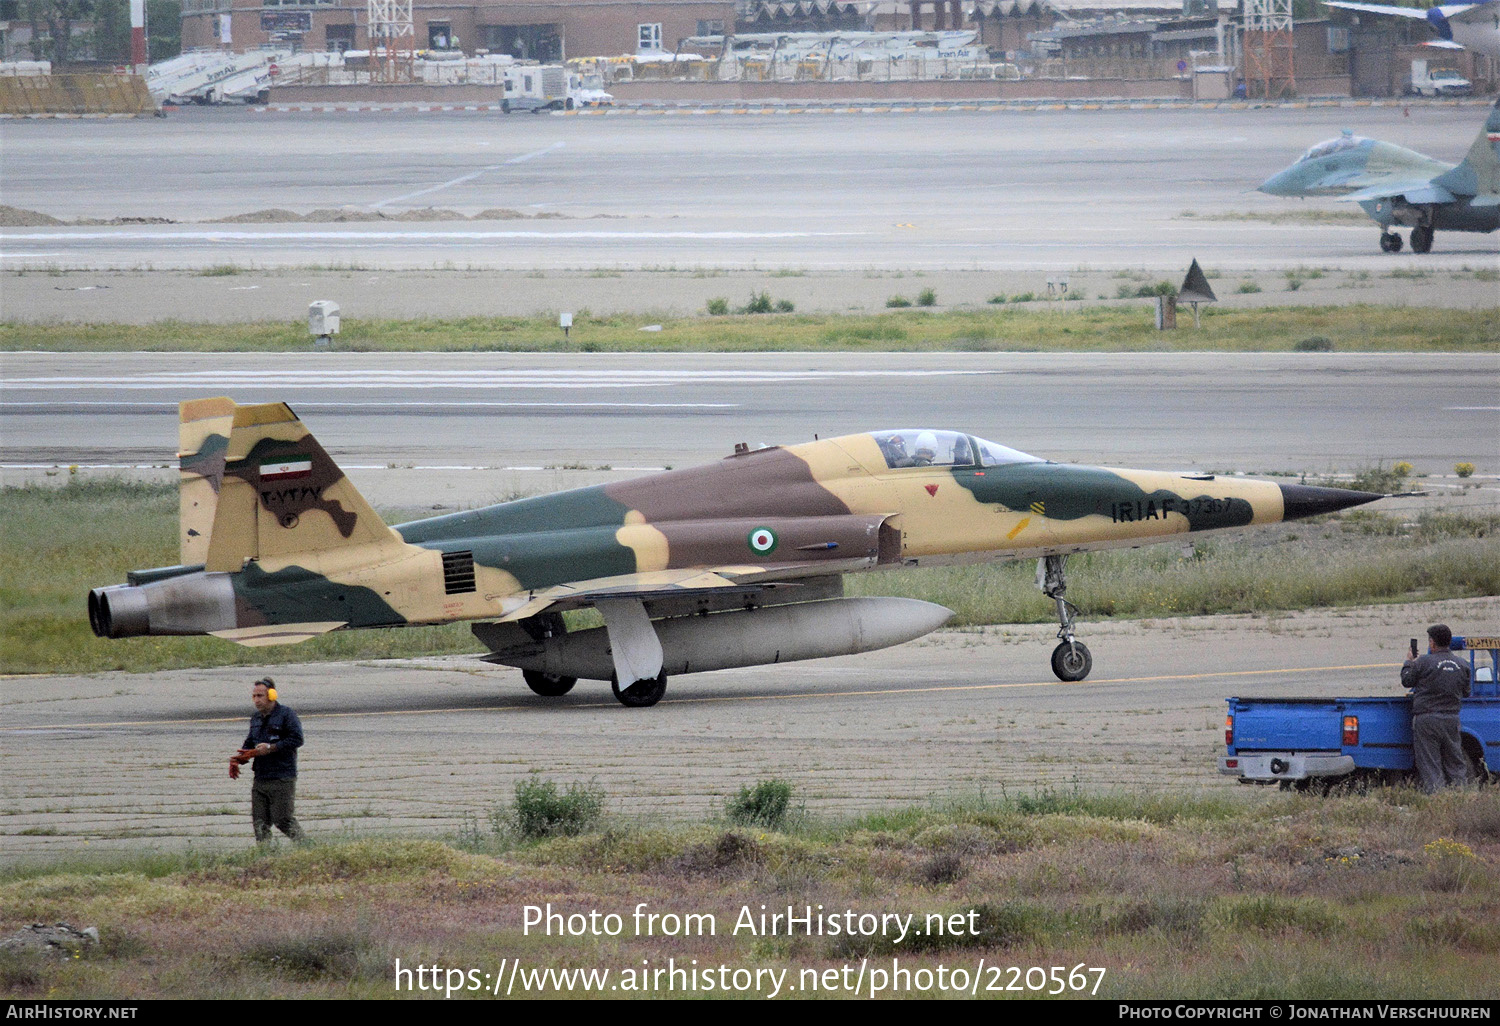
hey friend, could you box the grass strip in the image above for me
[2,304,1497,353]
[1,785,1497,999]
[3,480,1496,675]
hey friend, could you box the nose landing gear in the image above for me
[1038,555,1093,682]
[1379,231,1403,253]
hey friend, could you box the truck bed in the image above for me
[1223,694,1499,782]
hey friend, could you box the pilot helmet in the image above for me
[914,431,938,461]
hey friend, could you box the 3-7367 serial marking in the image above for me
[982,963,1106,995]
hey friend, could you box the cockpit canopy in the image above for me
[1298,133,1369,163]
[870,430,1043,469]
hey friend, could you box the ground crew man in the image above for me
[1400,624,1472,792]
[230,677,306,841]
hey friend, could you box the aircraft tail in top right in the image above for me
[1323,0,1500,58]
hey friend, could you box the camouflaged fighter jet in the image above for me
[88,399,1383,706]
[1257,96,1500,253]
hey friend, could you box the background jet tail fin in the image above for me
[204,401,399,573]
[178,397,236,565]
[1432,96,1500,199]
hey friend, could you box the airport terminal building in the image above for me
[179,0,1039,61]
[180,0,742,58]
[173,0,1493,97]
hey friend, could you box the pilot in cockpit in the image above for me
[912,432,938,466]
[879,433,912,467]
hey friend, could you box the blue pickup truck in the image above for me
[1219,637,1500,791]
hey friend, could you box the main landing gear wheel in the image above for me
[1379,231,1403,253]
[1463,739,1491,786]
[1410,226,1434,254]
[1038,554,1093,682]
[1051,641,1093,682]
[611,672,667,708]
[522,669,577,697]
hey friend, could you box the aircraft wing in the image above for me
[1324,1,1443,20]
[1340,180,1459,204]
[1451,0,1499,22]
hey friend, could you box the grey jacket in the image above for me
[1400,650,1472,717]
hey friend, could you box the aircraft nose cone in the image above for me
[1258,169,1299,196]
[1279,483,1385,521]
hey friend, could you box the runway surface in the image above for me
[4,106,1497,272]
[3,596,1494,859]
[3,352,1497,504]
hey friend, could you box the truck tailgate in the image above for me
[1228,698,1346,750]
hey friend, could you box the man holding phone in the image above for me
[1400,624,1472,792]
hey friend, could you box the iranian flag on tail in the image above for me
[260,458,312,482]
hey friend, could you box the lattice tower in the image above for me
[1242,0,1295,99]
[367,0,414,82]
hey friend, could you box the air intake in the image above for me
[442,550,476,595]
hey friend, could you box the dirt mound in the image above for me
[303,208,386,223]
[215,208,307,224]
[387,207,466,222]
[472,208,571,221]
[0,205,64,227]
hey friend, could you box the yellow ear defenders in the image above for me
[267,687,277,702]
[255,677,277,702]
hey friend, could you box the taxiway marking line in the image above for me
[0,661,1398,731]
[372,142,565,208]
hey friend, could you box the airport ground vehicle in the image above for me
[500,65,609,111]
[1409,59,1473,96]
[1219,637,1499,790]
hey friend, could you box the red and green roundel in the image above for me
[747,526,779,556]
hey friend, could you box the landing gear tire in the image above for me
[1038,554,1093,681]
[611,672,667,708]
[522,669,577,697]
[1379,231,1403,253]
[1410,226,1434,254]
[1463,741,1491,786]
[1050,641,1092,682]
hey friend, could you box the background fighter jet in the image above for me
[1324,0,1500,58]
[89,400,1382,706]
[1257,97,1500,252]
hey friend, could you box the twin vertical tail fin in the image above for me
[178,397,236,566]
[1434,95,1500,203]
[176,398,397,573]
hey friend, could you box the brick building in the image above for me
[180,0,738,59]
